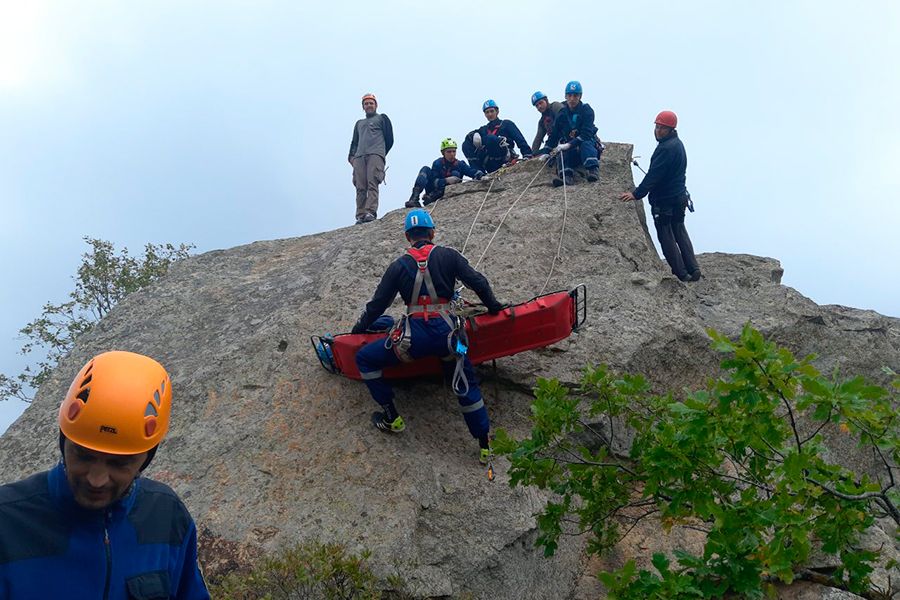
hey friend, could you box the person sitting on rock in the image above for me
[351,209,506,464]
[541,81,601,186]
[405,138,485,208]
[0,351,210,600]
[529,91,564,154]
[461,99,533,174]
[621,110,701,282]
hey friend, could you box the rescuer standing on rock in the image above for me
[405,138,485,208]
[349,93,394,224]
[351,209,506,464]
[621,110,701,282]
[0,351,210,599]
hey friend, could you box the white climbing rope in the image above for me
[539,150,568,295]
[472,158,549,270]
[460,177,496,257]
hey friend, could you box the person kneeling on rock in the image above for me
[406,138,484,208]
[351,209,505,465]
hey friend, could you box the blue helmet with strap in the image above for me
[531,91,547,106]
[565,80,582,95]
[404,209,435,232]
[482,99,498,112]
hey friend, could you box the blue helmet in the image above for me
[531,91,547,106]
[482,99,498,112]
[565,80,582,95]
[404,209,435,232]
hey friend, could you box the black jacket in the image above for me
[633,130,687,206]
[354,241,501,332]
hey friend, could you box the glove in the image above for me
[444,176,462,185]
[557,143,571,152]
[474,170,485,180]
[488,303,510,315]
[472,133,482,149]
[537,153,550,162]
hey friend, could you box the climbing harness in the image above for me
[632,156,694,212]
[383,244,471,395]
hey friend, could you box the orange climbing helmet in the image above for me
[58,351,172,455]
[361,93,377,106]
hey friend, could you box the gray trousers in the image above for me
[351,154,385,219]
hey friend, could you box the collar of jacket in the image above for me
[48,461,140,522]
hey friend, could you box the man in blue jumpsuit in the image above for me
[542,81,601,187]
[462,99,533,174]
[352,210,505,463]
[621,110,701,282]
[405,138,485,208]
[0,351,209,600]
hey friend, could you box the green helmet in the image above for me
[440,138,458,152]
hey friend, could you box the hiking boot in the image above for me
[406,185,423,208]
[421,192,438,206]
[688,270,703,282]
[586,167,600,182]
[355,217,365,225]
[362,212,377,223]
[372,411,405,433]
[552,172,570,187]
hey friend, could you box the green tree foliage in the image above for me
[0,237,194,402]
[494,324,900,599]
[209,541,382,600]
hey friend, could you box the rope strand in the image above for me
[539,151,568,294]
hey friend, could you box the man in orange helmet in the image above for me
[0,351,210,599]
[349,93,394,224]
[621,110,701,282]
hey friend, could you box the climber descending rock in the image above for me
[311,209,586,463]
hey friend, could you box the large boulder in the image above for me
[1,144,897,598]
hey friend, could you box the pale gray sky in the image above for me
[2,0,899,433]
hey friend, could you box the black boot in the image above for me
[552,169,572,187]
[586,166,600,182]
[405,185,423,208]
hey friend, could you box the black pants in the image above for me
[651,201,699,280]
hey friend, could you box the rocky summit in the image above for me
[1,143,897,599]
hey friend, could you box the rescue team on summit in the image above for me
[350,80,700,280]
[0,80,699,600]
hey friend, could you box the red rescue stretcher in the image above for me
[311,285,586,380]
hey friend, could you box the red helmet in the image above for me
[655,110,677,128]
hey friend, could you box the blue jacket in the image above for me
[429,157,481,183]
[353,241,502,333]
[632,130,687,207]
[0,463,209,600]
[478,119,533,158]
[546,102,598,150]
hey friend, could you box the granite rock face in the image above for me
[2,143,897,598]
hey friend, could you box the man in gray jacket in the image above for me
[349,93,394,224]
[530,91,564,154]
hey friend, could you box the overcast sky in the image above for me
[2,1,899,433]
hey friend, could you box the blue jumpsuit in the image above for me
[352,242,503,440]
[462,119,533,173]
[545,102,601,178]
[414,157,483,204]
